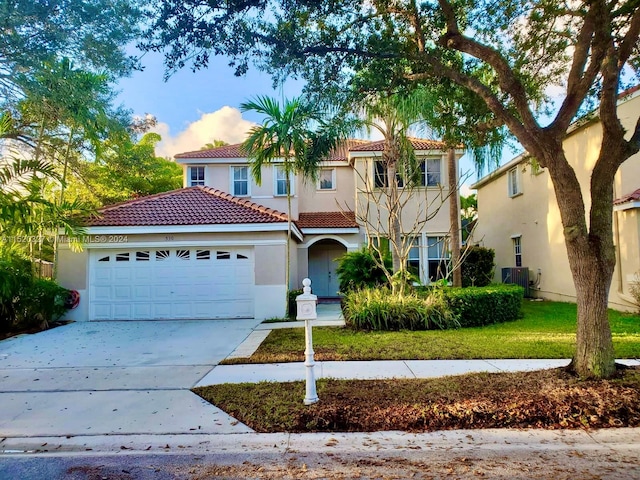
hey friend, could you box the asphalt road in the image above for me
[1,442,640,480]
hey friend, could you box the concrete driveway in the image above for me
[0,319,260,439]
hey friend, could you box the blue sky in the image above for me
[116,51,517,191]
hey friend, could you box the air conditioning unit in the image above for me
[502,267,530,297]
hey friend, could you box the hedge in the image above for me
[343,284,524,331]
[441,284,524,327]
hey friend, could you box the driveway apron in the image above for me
[0,320,260,438]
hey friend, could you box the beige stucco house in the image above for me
[58,138,459,321]
[471,87,640,311]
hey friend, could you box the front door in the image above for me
[308,242,346,297]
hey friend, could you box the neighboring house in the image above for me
[58,138,460,321]
[471,88,640,311]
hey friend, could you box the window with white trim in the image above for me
[318,168,335,190]
[188,166,205,186]
[426,236,449,282]
[232,166,249,196]
[513,236,522,267]
[406,237,421,278]
[374,161,405,188]
[508,167,521,197]
[424,158,441,186]
[274,165,294,196]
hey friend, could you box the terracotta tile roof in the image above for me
[86,187,289,226]
[297,211,359,229]
[174,144,247,159]
[174,137,451,161]
[175,139,372,161]
[349,137,448,152]
[325,139,370,161]
[614,188,640,205]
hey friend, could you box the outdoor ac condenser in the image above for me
[501,267,530,297]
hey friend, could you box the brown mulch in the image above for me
[0,320,72,341]
[194,366,640,433]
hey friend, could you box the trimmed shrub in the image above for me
[441,284,524,327]
[461,246,495,287]
[288,289,303,319]
[336,248,390,294]
[343,288,459,331]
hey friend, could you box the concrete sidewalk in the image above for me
[197,358,640,386]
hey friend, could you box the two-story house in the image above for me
[471,87,640,311]
[57,138,459,321]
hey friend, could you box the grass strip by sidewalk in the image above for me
[193,366,640,433]
[222,300,640,364]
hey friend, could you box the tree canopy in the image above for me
[143,0,640,379]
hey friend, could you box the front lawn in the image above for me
[193,366,640,432]
[222,300,640,363]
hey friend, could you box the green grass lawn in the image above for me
[223,300,640,363]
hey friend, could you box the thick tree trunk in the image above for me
[448,148,462,287]
[544,144,616,379]
[570,250,616,378]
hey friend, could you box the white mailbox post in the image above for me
[296,278,319,405]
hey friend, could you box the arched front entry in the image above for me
[307,239,347,298]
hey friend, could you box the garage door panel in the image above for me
[133,304,152,319]
[133,285,152,299]
[90,247,255,321]
[153,303,173,319]
[92,286,112,301]
[113,304,132,320]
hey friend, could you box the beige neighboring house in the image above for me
[58,138,460,321]
[471,87,640,311]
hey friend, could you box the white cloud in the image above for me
[152,107,256,158]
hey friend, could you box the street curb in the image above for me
[2,428,640,456]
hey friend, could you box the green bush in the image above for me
[17,278,69,329]
[0,252,69,331]
[288,289,303,319]
[0,253,34,330]
[441,284,524,327]
[461,246,495,287]
[343,288,459,331]
[336,248,390,293]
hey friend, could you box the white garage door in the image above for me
[89,247,254,320]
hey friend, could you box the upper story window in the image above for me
[375,159,441,188]
[188,166,205,186]
[508,167,522,197]
[232,166,249,196]
[274,165,294,196]
[374,161,404,188]
[318,168,335,190]
[424,158,441,186]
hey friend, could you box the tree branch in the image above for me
[618,6,640,67]
[552,7,601,133]
[407,54,543,159]
[437,0,540,135]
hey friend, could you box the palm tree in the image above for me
[240,95,348,309]
[356,91,432,294]
[409,85,505,287]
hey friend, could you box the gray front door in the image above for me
[308,243,345,297]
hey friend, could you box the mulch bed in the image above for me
[194,366,640,433]
[0,320,72,341]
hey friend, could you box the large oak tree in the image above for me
[143,0,640,378]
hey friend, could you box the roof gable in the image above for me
[86,187,289,227]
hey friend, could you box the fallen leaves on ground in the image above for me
[194,366,640,433]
